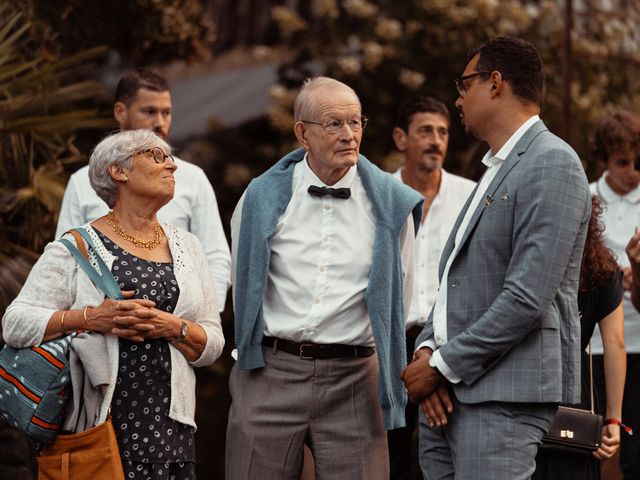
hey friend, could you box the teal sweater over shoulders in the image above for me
[233,147,423,430]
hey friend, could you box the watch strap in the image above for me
[171,320,188,344]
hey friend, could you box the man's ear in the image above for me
[489,71,504,97]
[113,101,127,127]
[392,127,407,152]
[294,121,310,149]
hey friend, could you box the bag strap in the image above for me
[59,228,124,300]
[588,341,595,414]
[68,229,89,260]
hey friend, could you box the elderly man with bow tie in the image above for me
[225,76,423,480]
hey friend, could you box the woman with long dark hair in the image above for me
[534,195,625,479]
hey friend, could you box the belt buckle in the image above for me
[299,343,314,360]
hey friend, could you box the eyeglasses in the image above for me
[301,116,368,134]
[454,71,492,98]
[129,147,175,164]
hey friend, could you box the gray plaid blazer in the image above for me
[416,120,591,405]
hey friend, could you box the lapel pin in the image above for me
[485,194,494,206]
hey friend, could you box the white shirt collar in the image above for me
[301,152,357,188]
[596,171,640,205]
[480,114,540,168]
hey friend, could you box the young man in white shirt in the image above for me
[55,69,231,310]
[226,77,423,479]
[589,110,640,478]
[388,96,475,480]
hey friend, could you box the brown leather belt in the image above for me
[262,337,375,360]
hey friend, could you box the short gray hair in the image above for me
[293,76,360,122]
[88,129,171,208]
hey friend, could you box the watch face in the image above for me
[180,321,188,338]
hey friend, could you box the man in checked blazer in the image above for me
[401,36,591,479]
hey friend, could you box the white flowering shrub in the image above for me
[264,0,640,179]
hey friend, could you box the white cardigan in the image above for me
[2,223,224,430]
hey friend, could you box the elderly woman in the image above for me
[2,129,224,480]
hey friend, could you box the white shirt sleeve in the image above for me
[416,338,437,352]
[430,349,461,384]
[400,215,416,322]
[55,173,86,239]
[229,192,246,314]
[190,171,231,312]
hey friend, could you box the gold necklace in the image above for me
[106,211,165,250]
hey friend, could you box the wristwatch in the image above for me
[171,320,188,344]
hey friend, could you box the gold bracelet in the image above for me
[60,310,68,335]
[83,306,94,331]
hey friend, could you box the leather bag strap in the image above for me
[68,229,89,260]
[588,341,595,414]
[59,228,123,300]
[62,451,70,480]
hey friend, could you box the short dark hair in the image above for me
[590,110,640,163]
[395,96,450,132]
[468,36,544,107]
[114,68,170,106]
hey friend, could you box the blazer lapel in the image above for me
[450,120,548,261]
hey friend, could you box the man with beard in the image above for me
[388,96,475,480]
[56,68,231,310]
[401,36,591,479]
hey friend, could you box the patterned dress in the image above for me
[97,231,196,480]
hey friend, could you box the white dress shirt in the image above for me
[393,169,476,330]
[55,158,231,311]
[590,174,640,353]
[421,115,540,382]
[231,155,415,347]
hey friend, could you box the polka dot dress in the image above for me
[97,232,196,480]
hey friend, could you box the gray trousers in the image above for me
[419,394,556,480]
[225,346,389,480]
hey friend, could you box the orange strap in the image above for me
[68,229,89,261]
[62,451,70,480]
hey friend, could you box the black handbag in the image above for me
[541,342,603,454]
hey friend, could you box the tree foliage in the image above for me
[26,0,217,65]
[0,2,113,316]
[209,0,640,186]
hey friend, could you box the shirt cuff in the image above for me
[416,339,436,352]
[430,350,461,384]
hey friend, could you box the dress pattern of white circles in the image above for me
[98,232,196,480]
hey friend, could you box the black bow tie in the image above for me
[307,185,351,199]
